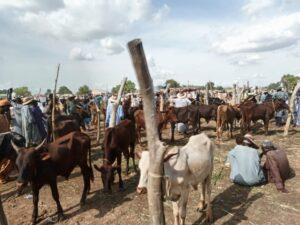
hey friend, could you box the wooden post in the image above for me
[109,77,127,128]
[128,39,166,225]
[0,196,8,225]
[52,63,60,141]
[205,84,209,104]
[233,84,237,105]
[284,81,300,136]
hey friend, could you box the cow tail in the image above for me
[88,140,94,182]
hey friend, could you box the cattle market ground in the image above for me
[1,121,300,225]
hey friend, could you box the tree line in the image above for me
[4,74,300,97]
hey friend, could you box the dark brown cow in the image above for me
[198,104,218,124]
[11,132,94,224]
[240,99,289,134]
[167,105,200,142]
[94,119,136,192]
[216,105,241,140]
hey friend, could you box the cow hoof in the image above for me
[80,200,86,206]
[57,213,65,222]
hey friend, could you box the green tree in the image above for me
[267,82,281,90]
[281,74,300,91]
[111,80,136,94]
[206,81,215,90]
[58,86,73,95]
[215,85,224,91]
[14,86,31,97]
[45,89,52,96]
[77,85,91,95]
[165,79,180,88]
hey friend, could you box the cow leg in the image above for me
[264,119,269,135]
[49,181,64,221]
[130,143,137,173]
[31,185,40,224]
[80,165,91,205]
[197,182,206,212]
[172,201,180,225]
[171,122,176,142]
[178,190,189,225]
[205,175,213,222]
[117,155,124,191]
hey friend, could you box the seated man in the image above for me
[227,135,266,186]
[261,141,292,193]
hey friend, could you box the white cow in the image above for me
[137,133,214,225]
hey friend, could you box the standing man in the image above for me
[105,94,124,127]
[273,88,289,126]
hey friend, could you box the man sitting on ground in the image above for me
[227,134,266,186]
[261,140,292,193]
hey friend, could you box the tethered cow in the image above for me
[11,131,94,224]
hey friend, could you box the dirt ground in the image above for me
[1,120,300,225]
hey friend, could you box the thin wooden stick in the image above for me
[52,63,60,141]
[109,77,127,127]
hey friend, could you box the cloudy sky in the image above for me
[1,0,300,93]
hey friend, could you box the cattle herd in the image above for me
[0,86,293,225]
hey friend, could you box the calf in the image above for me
[11,131,94,224]
[216,105,241,140]
[94,119,136,192]
[137,133,214,225]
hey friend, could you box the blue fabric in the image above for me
[273,91,288,101]
[295,95,300,126]
[11,102,23,135]
[105,103,124,127]
[228,145,266,186]
[30,106,47,140]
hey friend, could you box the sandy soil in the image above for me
[1,120,300,225]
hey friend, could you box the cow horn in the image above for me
[34,139,47,151]
[11,140,21,153]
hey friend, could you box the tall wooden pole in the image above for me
[109,77,127,128]
[128,39,166,225]
[284,81,300,136]
[233,84,237,105]
[0,196,8,225]
[52,63,60,141]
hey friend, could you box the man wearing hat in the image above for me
[105,94,124,127]
[21,97,43,147]
[261,140,291,193]
[227,134,265,186]
[273,88,289,126]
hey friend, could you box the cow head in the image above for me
[274,99,290,112]
[94,164,116,192]
[164,107,178,123]
[11,139,47,185]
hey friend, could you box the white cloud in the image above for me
[230,54,262,66]
[213,12,300,54]
[152,4,170,22]
[242,0,275,15]
[100,38,124,55]
[15,0,166,41]
[69,47,94,61]
[0,0,64,11]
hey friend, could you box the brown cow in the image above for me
[216,105,241,140]
[94,119,136,192]
[11,132,94,224]
[134,109,171,143]
[239,99,289,134]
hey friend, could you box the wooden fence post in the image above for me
[109,77,127,128]
[128,39,166,225]
[284,81,300,136]
[52,63,60,141]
